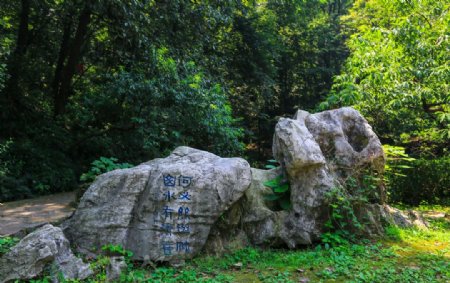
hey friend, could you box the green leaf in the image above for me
[264,194,281,201]
[264,164,277,169]
[263,176,282,188]
[274,183,289,193]
[279,198,292,210]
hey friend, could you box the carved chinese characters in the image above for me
[158,174,193,257]
[64,146,252,263]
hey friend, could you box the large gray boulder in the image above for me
[63,146,251,262]
[266,107,385,246]
[0,224,92,283]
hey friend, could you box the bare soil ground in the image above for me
[0,191,76,236]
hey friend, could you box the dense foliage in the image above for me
[388,157,450,205]
[321,0,449,204]
[322,0,449,156]
[0,0,349,201]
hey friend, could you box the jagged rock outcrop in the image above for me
[0,224,92,283]
[63,146,251,262]
[246,107,387,247]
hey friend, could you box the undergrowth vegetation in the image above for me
[0,236,19,256]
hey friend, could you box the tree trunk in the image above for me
[54,5,91,116]
[52,21,72,114]
[2,0,30,111]
[278,55,290,116]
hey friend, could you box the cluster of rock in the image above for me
[0,224,92,282]
[0,107,427,282]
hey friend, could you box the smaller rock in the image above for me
[232,262,243,269]
[383,205,428,229]
[106,256,127,282]
[299,277,310,283]
[362,204,429,233]
[406,210,428,229]
[423,212,446,219]
[0,224,92,283]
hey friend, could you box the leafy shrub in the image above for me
[71,48,244,162]
[0,136,77,202]
[322,186,363,246]
[322,168,383,246]
[383,145,415,178]
[0,236,19,256]
[102,244,134,258]
[388,157,450,205]
[0,139,30,201]
[80,157,133,183]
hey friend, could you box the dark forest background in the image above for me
[0,0,448,204]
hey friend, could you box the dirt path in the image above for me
[0,191,76,236]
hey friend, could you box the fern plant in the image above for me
[263,160,291,211]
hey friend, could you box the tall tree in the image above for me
[322,0,449,156]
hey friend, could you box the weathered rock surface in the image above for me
[204,108,388,250]
[204,168,284,254]
[355,204,429,236]
[258,107,386,246]
[63,146,251,262]
[0,224,92,283]
[241,168,289,247]
[106,256,127,282]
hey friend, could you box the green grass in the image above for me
[14,206,450,283]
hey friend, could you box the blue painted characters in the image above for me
[178,206,190,220]
[163,174,176,187]
[163,206,174,219]
[178,175,192,188]
[161,223,173,235]
[176,241,190,253]
[177,224,190,233]
[164,191,176,202]
[179,191,191,201]
[160,173,194,257]
[162,241,174,256]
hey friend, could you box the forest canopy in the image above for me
[0,0,448,204]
